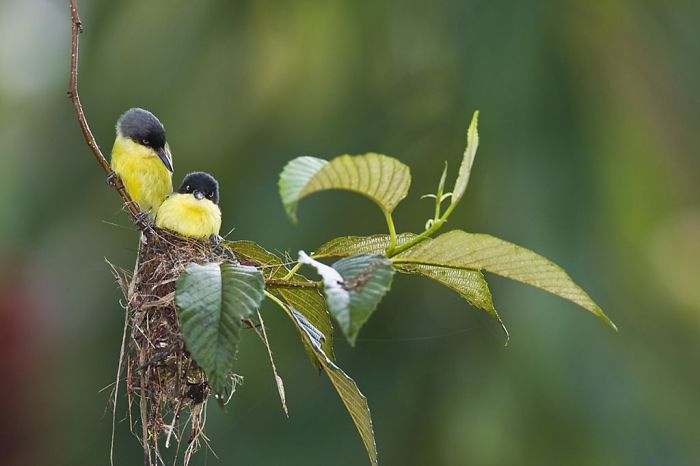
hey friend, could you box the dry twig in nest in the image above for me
[112,228,241,466]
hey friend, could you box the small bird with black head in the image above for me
[110,108,174,220]
[156,172,222,240]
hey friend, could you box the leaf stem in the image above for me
[265,290,293,316]
[281,262,303,280]
[433,161,448,222]
[384,211,398,255]
[387,161,461,258]
[433,198,442,224]
[387,218,445,257]
[441,198,459,222]
[390,257,472,268]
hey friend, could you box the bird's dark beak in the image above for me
[194,191,205,200]
[156,146,174,172]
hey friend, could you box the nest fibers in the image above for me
[111,227,241,466]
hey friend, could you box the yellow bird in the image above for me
[110,108,173,219]
[156,172,222,240]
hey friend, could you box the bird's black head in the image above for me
[178,172,220,204]
[117,108,167,151]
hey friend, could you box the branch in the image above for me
[264,278,320,289]
[68,0,141,222]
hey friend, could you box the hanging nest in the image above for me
[112,227,241,465]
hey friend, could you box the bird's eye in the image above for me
[141,138,150,145]
[207,192,214,198]
[185,185,191,192]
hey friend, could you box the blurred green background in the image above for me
[1,0,699,465]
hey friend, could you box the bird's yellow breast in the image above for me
[110,136,172,216]
[155,193,222,240]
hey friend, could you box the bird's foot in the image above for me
[106,171,118,186]
[210,235,238,262]
[134,210,154,231]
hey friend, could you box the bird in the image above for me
[156,172,222,240]
[110,108,174,220]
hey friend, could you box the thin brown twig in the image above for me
[254,310,288,417]
[139,348,152,466]
[68,0,141,222]
[111,284,130,466]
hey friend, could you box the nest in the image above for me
[112,227,240,465]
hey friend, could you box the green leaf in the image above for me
[278,156,328,223]
[451,110,479,207]
[278,301,378,466]
[225,240,335,361]
[313,234,506,337]
[279,153,411,223]
[298,252,395,345]
[275,285,332,370]
[396,263,508,341]
[314,233,417,257]
[394,230,616,330]
[334,255,395,345]
[437,160,449,199]
[225,239,291,280]
[175,262,265,396]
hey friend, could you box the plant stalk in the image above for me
[281,262,303,281]
[384,211,398,255]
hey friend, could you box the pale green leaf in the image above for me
[281,303,378,466]
[394,230,616,330]
[224,240,335,362]
[437,161,449,198]
[276,287,331,370]
[396,263,508,341]
[451,111,479,206]
[175,262,265,396]
[314,233,417,258]
[278,156,328,223]
[225,239,290,279]
[313,234,505,335]
[279,153,411,223]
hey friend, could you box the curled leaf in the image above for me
[451,110,479,207]
[299,252,396,345]
[279,153,411,223]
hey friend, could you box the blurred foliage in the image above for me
[0,0,699,465]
